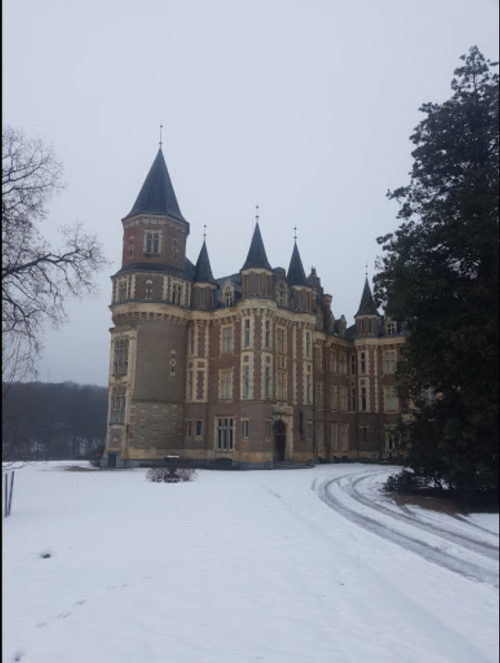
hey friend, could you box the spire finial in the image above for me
[203,224,207,241]
[365,262,368,278]
[159,122,163,148]
[255,204,259,224]
[294,225,297,242]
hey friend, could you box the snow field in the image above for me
[2,463,499,663]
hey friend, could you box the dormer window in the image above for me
[223,284,234,307]
[278,285,286,307]
[387,321,396,336]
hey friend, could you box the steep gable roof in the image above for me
[241,223,272,271]
[194,240,216,284]
[287,242,308,287]
[124,148,186,222]
[355,278,379,316]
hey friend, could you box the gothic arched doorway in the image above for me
[273,420,286,462]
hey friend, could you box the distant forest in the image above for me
[2,382,108,461]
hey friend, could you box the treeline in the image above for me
[2,381,108,461]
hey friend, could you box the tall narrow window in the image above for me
[278,286,286,307]
[264,365,271,399]
[128,236,134,258]
[172,283,182,306]
[277,327,285,354]
[350,355,356,375]
[145,280,153,300]
[387,322,396,336]
[242,365,250,399]
[306,374,312,404]
[189,328,195,355]
[360,352,366,374]
[118,280,128,303]
[242,419,249,438]
[277,371,286,401]
[113,338,129,376]
[222,326,233,354]
[384,351,396,374]
[220,370,232,400]
[360,386,367,411]
[172,238,179,262]
[110,386,126,424]
[264,320,271,348]
[224,286,234,307]
[195,420,203,437]
[305,332,312,359]
[199,288,205,308]
[255,273,261,295]
[243,319,251,348]
[351,388,357,411]
[217,418,234,451]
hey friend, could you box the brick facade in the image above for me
[104,149,406,468]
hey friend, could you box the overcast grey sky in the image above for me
[3,0,499,387]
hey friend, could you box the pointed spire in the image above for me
[355,278,379,316]
[241,223,272,271]
[194,240,215,284]
[287,242,307,287]
[124,148,186,222]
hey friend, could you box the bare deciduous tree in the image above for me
[2,125,107,358]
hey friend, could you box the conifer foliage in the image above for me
[375,47,499,491]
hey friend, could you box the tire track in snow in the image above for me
[349,473,499,560]
[315,472,499,588]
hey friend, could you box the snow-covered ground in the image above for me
[2,462,499,663]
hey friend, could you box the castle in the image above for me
[104,147,406,468]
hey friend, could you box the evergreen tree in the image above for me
[374,47,499,491]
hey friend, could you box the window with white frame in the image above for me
[110,386,126,424]
[172,283,182,306]
[222,326,233,354]
[242,365,250,399]
[224,285,234,307]
[360,352,366,374]
[278,285,286,307]
[243,319,251,348]
[113,338,129,376]
[217,418,234,451]
[118,279,128,303]
[264,320,271,349]
[387,321,397,336]
[305,332,312,359]
[145,280,153,300]
[144,230,161,254]
[384,386,398,412]
[219,370,233,400]
[384,351,397,374]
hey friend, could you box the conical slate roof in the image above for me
[241,223,272,271]
[287,242,308,287]
[124,148,186,222]
[355,278,379,316]
[194,240,216,284]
